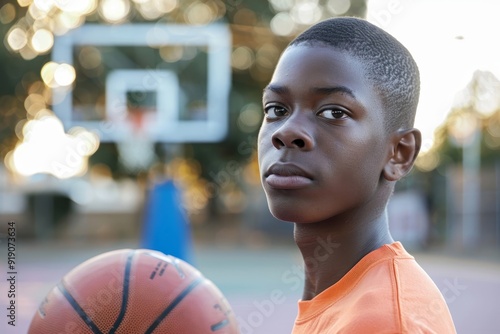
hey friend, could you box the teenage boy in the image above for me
[258,17,456,333]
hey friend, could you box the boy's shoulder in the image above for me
[292,243,457,334]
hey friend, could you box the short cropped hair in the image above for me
[290,17,420,131]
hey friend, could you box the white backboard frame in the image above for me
[51,24,231,143]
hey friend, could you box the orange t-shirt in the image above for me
[292,242,456,334]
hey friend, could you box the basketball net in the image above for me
[117,107,157,173]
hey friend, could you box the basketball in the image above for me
[28,249,239,334]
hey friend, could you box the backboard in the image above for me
[51,23,231,143]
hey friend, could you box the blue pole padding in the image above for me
[141,179,194,264]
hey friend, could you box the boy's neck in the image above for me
[294,212,394,301]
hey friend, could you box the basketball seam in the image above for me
[144,276,205,334]
[211,319,230,331]
[109,250,136,334]
[57,282,104,334]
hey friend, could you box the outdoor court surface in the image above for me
[1,239,499,334]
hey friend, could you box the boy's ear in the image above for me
[383,128,421,181]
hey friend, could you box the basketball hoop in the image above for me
[116,106,156,173]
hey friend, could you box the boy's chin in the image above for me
[268,206,319,224]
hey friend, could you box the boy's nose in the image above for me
[271,115,314,150]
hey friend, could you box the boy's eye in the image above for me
[317,108,347,120]
[264,106,288,119]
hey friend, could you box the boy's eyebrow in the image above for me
[263,84,289,95]
[263,84,356,99]
[311,86,356,99]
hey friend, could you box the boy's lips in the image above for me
[264,163,313,189]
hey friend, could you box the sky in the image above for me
[366,0,500,152]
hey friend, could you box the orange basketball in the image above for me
[28,249,239,334]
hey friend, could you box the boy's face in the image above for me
[258,45,393,223]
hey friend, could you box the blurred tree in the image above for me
[0,0,367,217]
[417,71,500,171]
[414,70,500,245]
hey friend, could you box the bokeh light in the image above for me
[17,0,31,7]
[153,0,177,13]
[41,62,77,88]
[19,45,38,60]
[256,43,280,70]
[31,28,53,53]
[219,184,247,213]
[270,12,295,36]
[159,45,184,62]
[99,0,131,23]
[231,46,254,70]
[33,0,54,12]
[7,26,28,51]
[165,158,210,215]
[55,0,97,14]
[54,12,86,34]
[268,0,294,12]
[54,63,76,87]
[185,2,214,25]
[8,113,100,179]
[448,112,479,147]
[290,1,322,25]
[78,46,102,70]
[180,46,198,61]
[326,0,351,15]
[40,61,59,87]
[134,0,178,19]
[29,2,49,20]
[415,150,440,172]
[136,1,163,20]
[24,93,46,117]
[0,4,16,24]
[237,103,262,133]
[486,114,500,145]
